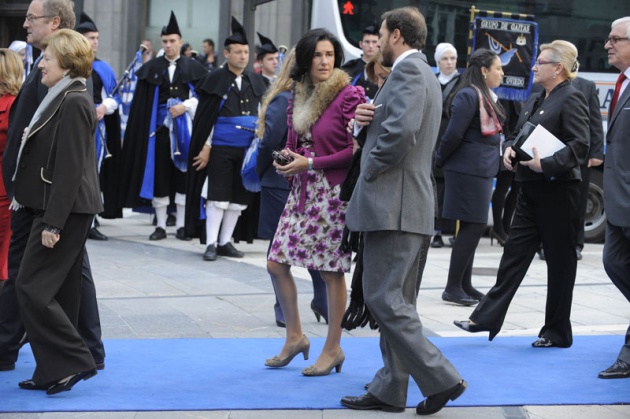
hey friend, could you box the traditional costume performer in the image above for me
[118,11,207,240]
[341,25,379,100]
[185,17,267,260]
[76,12,122,229]
[256,32,279,85]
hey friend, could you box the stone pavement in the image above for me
[1,210,629,419]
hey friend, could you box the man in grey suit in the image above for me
[340,7,466,415]
[600,16,630,379]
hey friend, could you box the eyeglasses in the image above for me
[24,14,51,22]
[534,60,559,66]
[605,36,630,45]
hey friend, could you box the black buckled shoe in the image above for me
[175,227,191,241]
[416,380,467,415]
[203,244,217,261]
[88,227,108,241]
[598,359,630,379]
[217,242,244,258]
[149,227,167,241]
[340,392,405,413]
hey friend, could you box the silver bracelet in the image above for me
[308,158,314,171]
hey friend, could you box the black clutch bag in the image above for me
[511,121,536,162]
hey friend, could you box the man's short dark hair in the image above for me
[203,38,215,48]
[381,7,426,50]
[290,28,344,81]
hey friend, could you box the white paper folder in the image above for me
[519,124,566,159]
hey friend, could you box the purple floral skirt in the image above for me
[268,169,351,273]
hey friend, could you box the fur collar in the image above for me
[292,68,350,135]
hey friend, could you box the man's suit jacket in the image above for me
[604,73,630,227]
[346,52,441,235]
[572,77,604,160]
[2,62,47,200]
[13,81,102,230]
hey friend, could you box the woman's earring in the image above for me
[552,73,557,79]
[483,74,487,80]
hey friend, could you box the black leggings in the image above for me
[445,221,487,295]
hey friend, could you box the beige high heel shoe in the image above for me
[301,349,345,376]
[265,335,310,368]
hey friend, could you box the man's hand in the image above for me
[354,103,376,127]
[588,158,603,168]
[169,103,186,118]
[192,144,211,171]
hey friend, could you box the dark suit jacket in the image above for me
[434,87,501,178]
[572,77,604,160]
[506,81,589,182]
[604,70,630,226]
[13,81,102,230]
[2,63,47,200]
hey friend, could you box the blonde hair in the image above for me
[365,51,391,85]
[256,48,296,139]
[0,49,24,95]
[40,29,94,78]
[540,40,579,80]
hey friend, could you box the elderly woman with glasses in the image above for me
[454,40,590,349]
[13,29,102,395]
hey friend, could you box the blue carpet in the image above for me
[1,335,629,412]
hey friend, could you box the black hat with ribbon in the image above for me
[255,32,278,57]
[75,11,98,34]
[224,16,248,46]
[161,11,182,37]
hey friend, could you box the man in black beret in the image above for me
[185,17,267,261]
[118,11,207,241]
[342,24,380,100]
[255,32,279,84]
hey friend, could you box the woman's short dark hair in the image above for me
[290,28,344,81]
[381,7,427,50]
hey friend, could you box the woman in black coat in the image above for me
[455,40,590,348]
[434,49,505,306]
[13,29,102,395]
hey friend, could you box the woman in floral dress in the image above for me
[264,28,364,376]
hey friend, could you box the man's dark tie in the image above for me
[610,72,627,117]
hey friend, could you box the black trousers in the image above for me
[16,212,96,384]
[471,181,580,347]
[0,208,104,367]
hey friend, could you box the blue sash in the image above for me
[164,98,191,172]
[140,86,160,200]
[212,116,257,148]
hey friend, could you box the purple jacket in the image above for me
[287,84,365,187]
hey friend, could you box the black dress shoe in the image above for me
[531,337,557,348]
[203,244,217,261]
[46,369,97,395]
[95,361,105,371]
[149,227,167,241]
[453,320,498,340]
[19,379,50,390]
[442,291,477,306]
[87,227,108,241]
[217,242,244,258]
[175,227,192,241]
[599,359,630,379]
[166,213,176,227]
[416,380,467,415]
[340,392,404,413]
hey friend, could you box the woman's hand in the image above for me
[42,230,60,249]
[274,149,309,177]
[503,146,517,171]
[347,118,355,134]
[192,144,211,171]
[520,147,543,173]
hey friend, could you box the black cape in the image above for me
[184,66,267,243]
[117,55,207,209]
